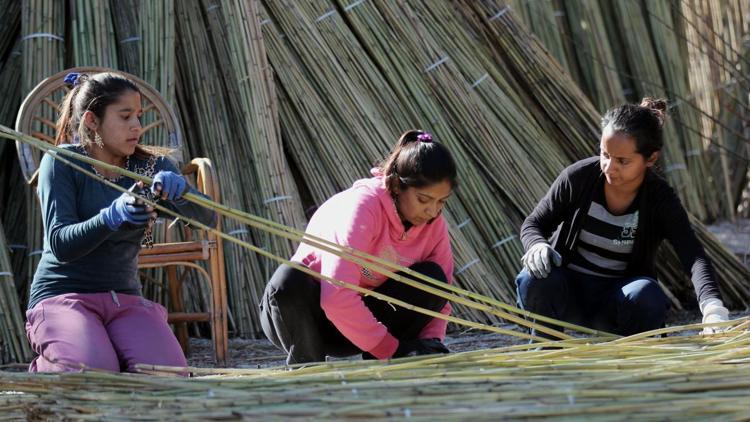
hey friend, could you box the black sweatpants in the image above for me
[260,261,448,364]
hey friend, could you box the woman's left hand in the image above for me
[151,171,187,201]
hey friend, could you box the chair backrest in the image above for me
[15,66,183,182]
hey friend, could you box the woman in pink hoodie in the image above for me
[261,130,457,364]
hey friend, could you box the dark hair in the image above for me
[600,97,667,158]
[55,72,158,159]
[380,129,457,194]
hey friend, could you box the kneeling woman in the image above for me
[262,130,457,364]
[516,98,728,338]
[26,72,217,372]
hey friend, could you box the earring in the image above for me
[94,132,104,148]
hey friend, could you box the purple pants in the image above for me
[25,292,187,373]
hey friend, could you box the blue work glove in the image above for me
[100,183,155,230]
[151,171,187,201]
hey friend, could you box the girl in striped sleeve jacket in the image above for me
[516,98,728,339]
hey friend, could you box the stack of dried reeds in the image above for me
[511,0,750,222]
[0,38,25,306]
[461,2,750,308]
[0,12,28,360]
[0,221,32,364]
[172,0,267,337]
[69,0,118,68]
[110,0,140,74]
[680,0,750,219]
[0,1,748,349]
[18,0,66,313]
[214,0,306,273]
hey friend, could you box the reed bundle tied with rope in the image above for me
[16,0,66,322]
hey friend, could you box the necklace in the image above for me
[80,145,130,182]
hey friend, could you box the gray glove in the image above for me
[700,298,729,335]
[521,242,562,279]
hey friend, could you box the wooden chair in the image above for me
[15,67,228,365]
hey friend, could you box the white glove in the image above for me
[700,298,729,335]
[521,242,562,279]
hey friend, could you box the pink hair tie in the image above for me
[417,132,432,143]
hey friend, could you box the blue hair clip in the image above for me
[63,72,81,88]
[417,132,432,143]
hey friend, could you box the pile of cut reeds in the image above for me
[0,319,748,419]
[0,1,748,349]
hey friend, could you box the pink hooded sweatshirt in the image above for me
[291,172,454,359]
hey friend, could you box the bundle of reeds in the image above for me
[110,0,140,75]
[138,0,176,153]
[0,45,20,126]
[0,0,20,61]
[19,0,66,310]
[511,0,749,221]
[216,0,306,270]
[462,3,750,308]
[507,0,573,78]
[173,0,271,337]
[0,39,26,304]
[644,0,721,220]
[562,0,626,112]
[680,0,750,219]
[0,221,32,364]
[0,78,27,362]
[69,0,118,68]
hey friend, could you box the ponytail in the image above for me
[380,129,457,194]
[601,97,668,159]
[55,83,83,145]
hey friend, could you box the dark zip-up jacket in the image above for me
[520,157,721,305]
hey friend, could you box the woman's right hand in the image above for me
[100,182,156,230]
[522,242,562,279]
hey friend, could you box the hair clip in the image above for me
[63,72,81,88]
[417,132,432,143]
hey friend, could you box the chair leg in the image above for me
[167,266,190,355]
[209,247,228,366]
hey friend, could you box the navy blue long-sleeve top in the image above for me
[28,144,218,310]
